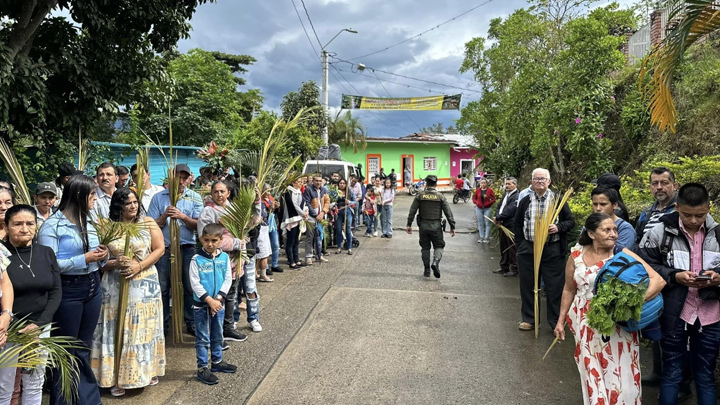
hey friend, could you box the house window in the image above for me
[368,157,379,173]
[423,157,437,171]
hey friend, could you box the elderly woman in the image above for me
[0,205,61,405]
[197,180,248,344]
[91,188,165,396]
[554,212,666,405]
[38,175,109,405]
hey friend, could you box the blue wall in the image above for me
[91,142,205,186]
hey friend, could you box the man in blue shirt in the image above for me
[148,163,204,336]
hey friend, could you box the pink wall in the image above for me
[450,148,482,178]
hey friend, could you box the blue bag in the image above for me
[593,251,664,333]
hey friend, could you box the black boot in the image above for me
[423,267,431,277]
[431,261,440,278]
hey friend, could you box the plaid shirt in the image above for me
[523,190,560,243]
[679,221,720,326]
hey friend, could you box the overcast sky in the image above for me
[178,0,637,138]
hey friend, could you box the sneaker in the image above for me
[211,361,237,374]
[186,325,196,337]
[271,266,284,273]
[319,256,329,263]
[503,271,519,277]
[224,328,248,342]
[305,258,313,266]
[373,231,378,237]
[492,268,508,274]
[387,235,392,239]
[249,320,263,332]
[266,268,273,276]
[477,239,483,243]
[197,367,218,385]
[431,263,440,279]
[221,341,230,351]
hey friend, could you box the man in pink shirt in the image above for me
[639,183,720,404]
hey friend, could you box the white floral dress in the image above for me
[567,244,642,405]
[91,228,165,388]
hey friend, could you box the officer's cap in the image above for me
[424,175,438,183]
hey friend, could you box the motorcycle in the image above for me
[453,188,471,204]
[408,180,426,196]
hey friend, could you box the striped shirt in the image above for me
[679,221,720,326]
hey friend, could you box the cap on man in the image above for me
[34,182,57,228]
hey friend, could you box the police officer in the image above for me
[406,175,456,278]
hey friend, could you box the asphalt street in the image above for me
[101,193,660,404]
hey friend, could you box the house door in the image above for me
[460,159,475,186]
[401,155,414,187]
[367,155,381,183]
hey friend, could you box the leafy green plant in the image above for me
[587,277,647,336]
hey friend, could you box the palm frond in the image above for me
[641,0,720,133]
[0,138,32,205]
[485,215,515,242]
[0,319,82,402]
[92,216,146,246]
[77,129,90,172]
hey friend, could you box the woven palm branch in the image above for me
[641,0,720,133]
[0,138,32,205]
[532,188,574,338]
[0,319,82,402]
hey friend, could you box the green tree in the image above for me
[328,111,367,153]
[280,81,325,136]
[0,0,213,182]
[134,48,262,146]
[418,122,457,134]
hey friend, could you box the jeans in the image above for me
[381,204,393,236]
[238,258,259,323]
[0,327,50,405]
[476,207,493,239]
[50,272,103,405]
[156,244,196,334]
[364,213,376,235]
[285,226,301,264]
[193,306,224,368]
[269,227,280,268]
[354,205,361,228]
[660,320,720,405]
[334,209,354,249]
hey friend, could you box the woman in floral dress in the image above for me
[554,213,665,405]
[91,188,166,396]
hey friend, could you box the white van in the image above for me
[302,160,359,181]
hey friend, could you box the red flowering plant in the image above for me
[197,141,230,175]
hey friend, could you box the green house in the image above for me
[342,133,480,187]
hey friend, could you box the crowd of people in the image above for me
[479,166,720,405]
[0,160,404,403]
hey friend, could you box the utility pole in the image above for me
[322,49,330,145]
[321,28,357,146]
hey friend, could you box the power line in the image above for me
[291,0,321,62]
[300,0,324,50]
[334,68,447,95]
[330,65,415,136]
[371,69,424,131]
[348,0,495,61]
[333,57,483,94]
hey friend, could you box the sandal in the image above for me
[149,377,159,386]
[258,277,274,282]
[111,386,126,397]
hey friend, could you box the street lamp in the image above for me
[321,28,358,145]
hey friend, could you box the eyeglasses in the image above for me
[532,177,548,183]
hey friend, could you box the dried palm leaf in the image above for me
[0,138,32,205]
[484,215,515,242]
[543,335,561,360]
[0,318,82,402]
[641,0,720,133]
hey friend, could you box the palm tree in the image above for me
[642,0,720,133]
[328,111,367,153]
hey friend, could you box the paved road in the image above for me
[103,193,660,404]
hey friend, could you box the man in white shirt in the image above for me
[131,163,165,213]
[33,182,57,229]
[92,162,117,219]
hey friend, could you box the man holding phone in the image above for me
[638,183,720,404]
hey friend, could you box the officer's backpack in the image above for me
[593,251,664,333]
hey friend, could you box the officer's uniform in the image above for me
[407,176,456,277]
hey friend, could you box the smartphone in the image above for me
[696,274,712,281]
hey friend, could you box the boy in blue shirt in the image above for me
[189,223,237,385]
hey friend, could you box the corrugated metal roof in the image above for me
[365,133,477,148]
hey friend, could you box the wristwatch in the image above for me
[215,295,223,302]
[0,309,14,321]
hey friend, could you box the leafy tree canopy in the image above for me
[0,0,214,182]
[418,122,457,134]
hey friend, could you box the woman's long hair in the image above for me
[109,188,143,223]
[57,175,96,252]
[578,212,613,246]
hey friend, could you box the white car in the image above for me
[302,160,359,181]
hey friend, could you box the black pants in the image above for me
[223,277,239,330]
[285,226,300,264]
[499,229,518,272]
[517,239,565,327]
[419,221,445,268]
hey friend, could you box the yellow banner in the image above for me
[341,94,461,111]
